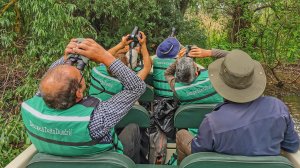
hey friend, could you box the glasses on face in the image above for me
[78,71,84,87]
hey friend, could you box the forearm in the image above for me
[89,60,146,139]
[137,45,151,80]
[164,61,177,92]
[108,42,124,57]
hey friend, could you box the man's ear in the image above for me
[75,89,83,102]
[195,70,199,77]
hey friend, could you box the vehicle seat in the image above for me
[180,152,294,168]
[26,151,135,168]
[116,104,150,128]
[174,104,216,129]
[139,85,154,103]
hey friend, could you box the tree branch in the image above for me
[0,0,17,16]
[254,5,272,13]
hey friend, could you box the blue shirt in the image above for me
[191,96,299,155]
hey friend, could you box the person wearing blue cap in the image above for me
[153,37,181,98]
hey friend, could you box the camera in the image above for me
[128,26,141,48]
[65,38,89,71]
[170,27,176,37]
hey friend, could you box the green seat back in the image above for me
[174,104,216,129]
[144,73,153,87]
[27,152,135,168]
[116,104,150,128]
[139,85,154,103]
[180,152,294,168]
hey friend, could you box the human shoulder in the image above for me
[259,96,286,106]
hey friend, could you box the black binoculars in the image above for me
[65,38,89,71]
[184,45,192,57]
[128,26,142,48]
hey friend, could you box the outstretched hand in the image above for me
[138,31,147,46]
[189,47,211,58]
[121,35,133,47]
[178,48,186,58]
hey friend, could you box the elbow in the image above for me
[135,80,146,96]
[282,141,300,153]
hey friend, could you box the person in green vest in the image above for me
[153,37,180,98]
[21,38,146,163]
[164,46,224,105]
[89,32,152,101]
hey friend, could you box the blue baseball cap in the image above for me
[156,37,180,59]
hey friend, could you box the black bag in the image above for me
[153,97,178,139]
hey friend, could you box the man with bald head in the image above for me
[21,39,146,163]
[39,64,86,109]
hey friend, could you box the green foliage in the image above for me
[0,0,207,166]
[1,0,299,166]
[0,113,30,167]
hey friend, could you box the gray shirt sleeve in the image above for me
[211,49,229,58]
[88,59,146,140]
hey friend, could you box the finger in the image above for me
[70,38,77,42]
[81,39,94,46]
[66,42,77,49]
[77,43,90,50]
[73,48,88,56]
[139,31,145,37]
[85,38,95,42]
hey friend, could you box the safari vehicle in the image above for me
[5,85,300,168]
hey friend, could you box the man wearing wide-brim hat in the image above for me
[176,48,299,163]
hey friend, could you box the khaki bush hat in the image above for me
[208,49,266,103]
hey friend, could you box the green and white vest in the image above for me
[174,70,223,105]
[21,95,123,156]
[89,65,123,101]
[89,64,144,101]
[153,57,176,97]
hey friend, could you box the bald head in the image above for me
[40,65,82,109]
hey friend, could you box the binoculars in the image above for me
[184,45,192,57]
[65,38,89,71]
[128,26,142,48]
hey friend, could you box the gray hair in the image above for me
[176,57,197,84]
[39,66,81,110]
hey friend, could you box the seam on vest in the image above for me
[93,67,120,83]
[22,103,90,122]
[153,66,167,70]
[90,82,116,95]
[153,79,168,83]
[179,91,218,102]
[25,127,104,146]
[154,87,173,92]
[175,78,210,91]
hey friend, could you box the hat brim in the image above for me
[156,37,180,59]
[208,58,266,103]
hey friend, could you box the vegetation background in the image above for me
[0,0,299,167]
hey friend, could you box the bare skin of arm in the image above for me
[137,31,152,81]
[108,35,132,57]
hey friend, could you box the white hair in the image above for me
[175,57,197,84]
